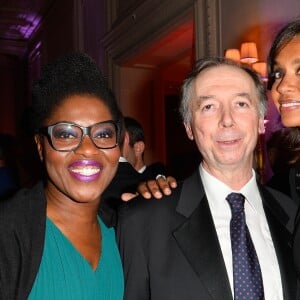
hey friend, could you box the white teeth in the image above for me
[71,167,100,176]
[281,102,300,108]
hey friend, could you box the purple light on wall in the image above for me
[9,13,41,39]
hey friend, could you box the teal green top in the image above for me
[29,217,124,299]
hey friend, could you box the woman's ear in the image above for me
[184,123,194,140]
[34,134,44,161]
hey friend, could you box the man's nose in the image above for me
[219,108,235,128]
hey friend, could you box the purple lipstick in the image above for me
[68,160,103,182]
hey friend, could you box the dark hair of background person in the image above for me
[124,116,145,147]
[267,18,300,90]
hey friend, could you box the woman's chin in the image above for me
[281,115,300,128]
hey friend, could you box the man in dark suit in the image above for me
[99,125,143,227]
[122,116,166,180]
[117,57,300,299]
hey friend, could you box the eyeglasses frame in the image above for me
[39,120,119,152]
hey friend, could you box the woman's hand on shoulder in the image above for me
[121,176,177,202]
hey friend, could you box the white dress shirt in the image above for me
[138,165,146,174]
[119,156,128,163]
[199,164,283,300]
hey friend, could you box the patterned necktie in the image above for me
[226,193,264,300]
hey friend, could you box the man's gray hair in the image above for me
[179,57,268,125]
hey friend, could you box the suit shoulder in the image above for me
[261,185,297,232]
[118,183,183,224]
[264,185,297,214]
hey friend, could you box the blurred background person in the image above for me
[123,116,166,180]
[100,118,143,226]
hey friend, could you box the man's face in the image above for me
[184,65,265,174]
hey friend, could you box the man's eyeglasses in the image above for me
[39,121,119,152]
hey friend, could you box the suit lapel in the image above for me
[260,187,298,300]
[173,171,233,300]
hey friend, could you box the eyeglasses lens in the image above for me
[51,122,117,151]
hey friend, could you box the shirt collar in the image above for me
[138,165,146,173]
[199,164,263,214]
[119,156,128,162]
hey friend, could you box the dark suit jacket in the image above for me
[118,170,300,300]
[291,164,300,279]
[267,164,300,206]
[141,162,166,180]
[100,161,143,226]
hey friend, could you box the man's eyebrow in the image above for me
[197,95,215,101]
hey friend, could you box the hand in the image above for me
[121,176,177,202]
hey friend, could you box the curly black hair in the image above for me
[28,52,123,139]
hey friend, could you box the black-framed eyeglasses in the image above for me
[39,120,119,152]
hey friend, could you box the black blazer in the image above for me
[118,170,300,300]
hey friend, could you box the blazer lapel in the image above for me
[260,187,299,300]
[173,171,233,300]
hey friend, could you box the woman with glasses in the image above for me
[0,53,124,299]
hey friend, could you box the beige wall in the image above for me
[119,60,190,165]
[220,0,300,60]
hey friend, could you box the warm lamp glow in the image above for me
[224,49,241,62]
[252,62,267,81]
[240,42,258,64]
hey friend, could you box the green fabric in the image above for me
[29,217,124,299]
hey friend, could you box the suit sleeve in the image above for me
[117,203,150,299]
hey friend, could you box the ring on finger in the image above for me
[156,174,166,180]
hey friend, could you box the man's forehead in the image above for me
[194,65,255,91]
[196,64,251,80]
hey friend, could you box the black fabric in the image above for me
[0,182,46,300]
[100,161,143,227]
[141,162,166,180]
[267,163,300,206]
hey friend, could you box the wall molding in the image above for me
[102,0,221,88]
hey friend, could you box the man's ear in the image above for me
[124,132,130,145]
[134,141,145,154]
[34,134,44,161]
[184,123,194,140]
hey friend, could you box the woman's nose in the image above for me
[277,73,298,95]
[74,134,99,154]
